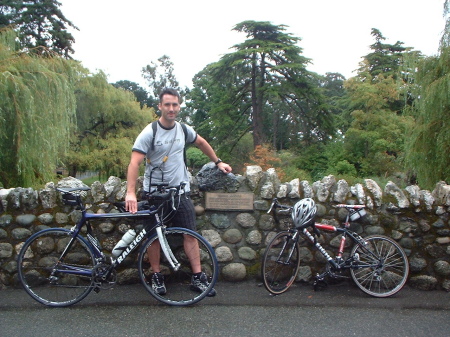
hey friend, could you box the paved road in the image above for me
[1,280,449,337]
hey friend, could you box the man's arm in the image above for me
[194,135,232,173]
[125,151,146,213]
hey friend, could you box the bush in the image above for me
[332,160,357,176]
[186,147,210,170]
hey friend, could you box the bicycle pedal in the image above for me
[313,279,328,291]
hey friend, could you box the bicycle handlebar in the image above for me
[267,198,292,214]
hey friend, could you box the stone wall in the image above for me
[1,164,450,291]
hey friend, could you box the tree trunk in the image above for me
[251,52,265,148]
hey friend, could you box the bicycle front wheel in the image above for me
[261,231,300,295]
[138,227,219,306]
[350,235,409,297]
[17,228,95,307]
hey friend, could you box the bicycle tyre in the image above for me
[261,231,300,295]
[350,235,409,297]
[17,228,96,307]
[138,227,219,306]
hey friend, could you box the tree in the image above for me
[65,72,152,179]
[320,72,348,132]
[0,0,78,58]
[359,28,410,80]
[342,71,413,177]
[0,28,77,187]
[112,80,149,108]
[404,2,450,188]
[141,55,185,110]
[335,28,421,178]
[190,21,334,151]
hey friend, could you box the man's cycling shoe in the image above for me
[190,272,216,297]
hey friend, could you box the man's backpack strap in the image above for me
[181,123,188,143]
[181,123,188,166]
[151,121,157,151]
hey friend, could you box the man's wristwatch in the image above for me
[215,158,223,165]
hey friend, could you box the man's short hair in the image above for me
[159,88,181,103]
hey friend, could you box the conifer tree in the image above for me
[0,0,77,57]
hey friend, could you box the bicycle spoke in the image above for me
[17,228,95,307]
[262,231,300,295]
[138,228,218,306]
[350,235,409,297]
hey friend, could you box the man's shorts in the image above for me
[142,192,197,233]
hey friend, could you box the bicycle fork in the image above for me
[277,231,300,264]
[152,213,181,271]
[156,226,181,271]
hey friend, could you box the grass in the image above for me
[81,175,103,186]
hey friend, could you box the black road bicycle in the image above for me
[17,182,219,307]
[261,198,409,297]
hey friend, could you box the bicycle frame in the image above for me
[302,208,370,270]
[54,185,185,280]
[268,199,369,270]
[263,198,409,297]
[18,181,221,307]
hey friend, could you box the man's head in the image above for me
[158,88,181,126]
[159,88,181,103]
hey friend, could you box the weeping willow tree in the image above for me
[65,71,152,180]
[0,28,78,188]
[404,2,450,188]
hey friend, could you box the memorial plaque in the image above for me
[205,192,254,211]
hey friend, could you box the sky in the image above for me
[58,0,447,89]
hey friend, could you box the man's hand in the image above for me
[217,162,232,174]
[125,193,138,214]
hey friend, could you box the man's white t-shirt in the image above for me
[132,121,197,192]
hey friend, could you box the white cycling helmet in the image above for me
[292,198,317,228]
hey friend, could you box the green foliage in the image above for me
[0,28,78,187]
[186,147,209,170]
[340,36,416,179]
[361,28,411,80]
[404,45,450,188]
[64,71,153,179]
[0,0,78,57]
[277,150,312,182]
[190,20,335,153]
[112,80,149,109]
[141,55,186,110]
[331,160,357,177]
[343,107,412,177]
[227,132,254,173]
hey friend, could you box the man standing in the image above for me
[125,88,232,296]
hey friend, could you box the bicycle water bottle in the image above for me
[112,229,136,257]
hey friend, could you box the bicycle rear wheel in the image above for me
[138,227,219,306]
[17,228,95,307]
[350,235,409,297]
[261,231,300,295]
